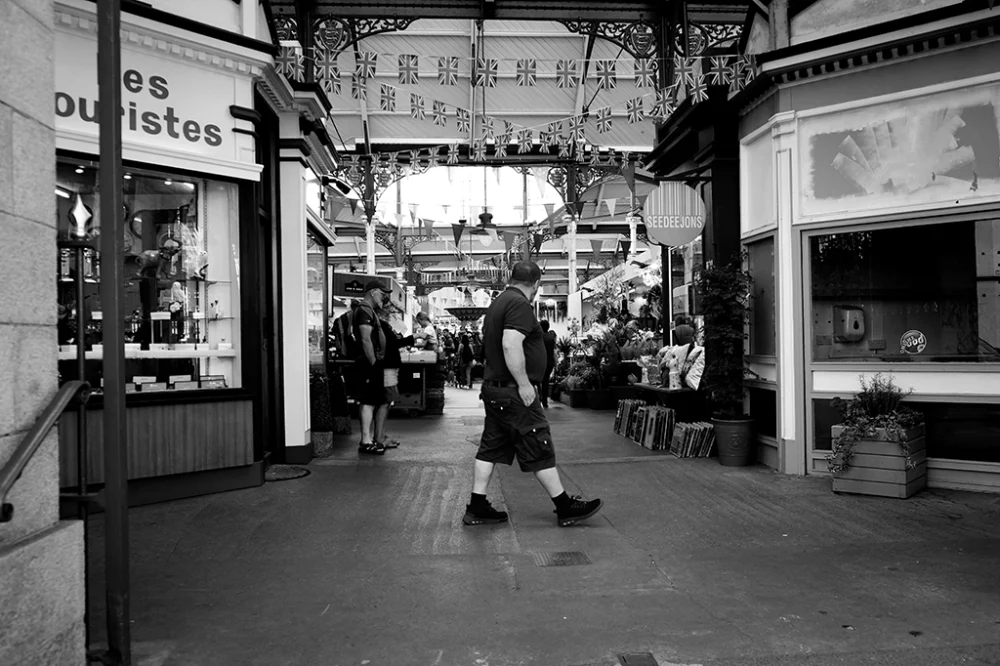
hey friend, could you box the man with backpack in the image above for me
[354,280,393,455]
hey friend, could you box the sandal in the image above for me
[380,438,401,449]
[358,441,386,455]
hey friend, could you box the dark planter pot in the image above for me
[712,417,755,466]
[565,389,589,408]
[610,385,640,403]
[587,388,615,410]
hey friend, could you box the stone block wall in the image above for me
[0,0,86,663]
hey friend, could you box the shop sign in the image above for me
[900,329,927,355]
[643,181,707,247]
[54,29,239,162]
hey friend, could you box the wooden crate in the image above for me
[831,425,927,498]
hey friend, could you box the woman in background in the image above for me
[457,333,475,389]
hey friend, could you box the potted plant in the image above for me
[564,362,597,408]
[587,329,620,410]
[827,373,926,498]
[697,255,755,466]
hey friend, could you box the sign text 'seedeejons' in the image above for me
[643,181,707,247]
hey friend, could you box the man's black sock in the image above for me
[552,491,573,509]
[471,492,488,506]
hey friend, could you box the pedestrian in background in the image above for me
[463,261,604,527]
[379,318,413,449]
[458,333,475,389]
[540,320,556,408]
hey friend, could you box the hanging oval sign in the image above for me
[900,329,927,355]
[643,181,707,247]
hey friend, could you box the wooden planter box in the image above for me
[565,389,589,408]
[830,425,927,499]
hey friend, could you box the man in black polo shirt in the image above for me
[464,261,604,527]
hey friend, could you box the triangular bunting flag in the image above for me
[574,200,586,217]
[622,160,636,195]
[533,233,545,258]
[422,218,434,236]
[543,203,555,219]
[349,199,358,216]
[605,198,617,218]
[620,239,632,260]
[591,239,603,260]
[503,231,515,253]
[452,223,465,247]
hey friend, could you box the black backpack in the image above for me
[332,309,359,359]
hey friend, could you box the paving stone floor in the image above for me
[84,385,1000,666]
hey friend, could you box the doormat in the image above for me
[264,465,311,482]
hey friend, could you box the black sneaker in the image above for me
[358,441,385,455]
[462,500,509,525]
[555,496,603,527]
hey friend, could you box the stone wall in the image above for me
[0,0,86,663]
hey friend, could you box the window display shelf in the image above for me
[58,347,237,361]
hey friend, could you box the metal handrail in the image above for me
[0,380,90,523]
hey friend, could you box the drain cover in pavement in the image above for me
[532,551,591,567]
[618,653,658,666]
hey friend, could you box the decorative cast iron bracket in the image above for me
[312,15,417,54]
[559,20,660,59]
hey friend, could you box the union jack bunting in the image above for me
[313,47,340,93]
[447,143,460,165]
[633,58,656,88]
[742,55,757,86]
[690,75,709,103]
[589,150,601,166]
[674,56,696,89]
[557,137,571,158]
[380,84,395,112]
[709,56,732,86]
[276,45,304,82]
[729,58,747,92]
[472,138,486,161]
[398,54,419,85]
[351,74,367,101]
[482,116,495,140]
[503,120,514,136]
[626,96,644,124]
[432,101,447,127]
[595,106,612,133]
[556,60,577,88]
[595,60,617,91]
[408,150,420,168]
[516,59,536,86]
[651,86,675,118]
[410,93,425,120]
[568,115,585,142]
[438,56,459,85]
[355,51,378,80]
[474,58,498,87]
[495,141,508,159]
[538,125,553,153]
[456,108,471,133]
[517,129,533,153]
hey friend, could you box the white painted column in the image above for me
[366,220,376,274]
[567,217,578,294]
[279,156,311,454]
[772,112,806,476]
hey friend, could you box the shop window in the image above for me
[810,220,1000,362]
[812,398,841,451]
[670,237,704,335]
[307,229,327,368]
[747,238,776,356]
[813,398,1000,463]
[749,386,777,438]
[56,158,241,392]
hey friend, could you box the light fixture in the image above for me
[55,187,71,199]
[164,179,172,186]
[124,173,132,180]
[75,167,84,174]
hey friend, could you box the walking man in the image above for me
[355,280,392,455]
[464,261,604,527]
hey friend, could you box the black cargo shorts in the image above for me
[475,383,556,472]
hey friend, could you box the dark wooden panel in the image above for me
[59,400,253,487]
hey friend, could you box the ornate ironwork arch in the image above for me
[558,20,660,59]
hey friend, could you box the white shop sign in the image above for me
[54,28,257,180]
[643,181,707,247]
